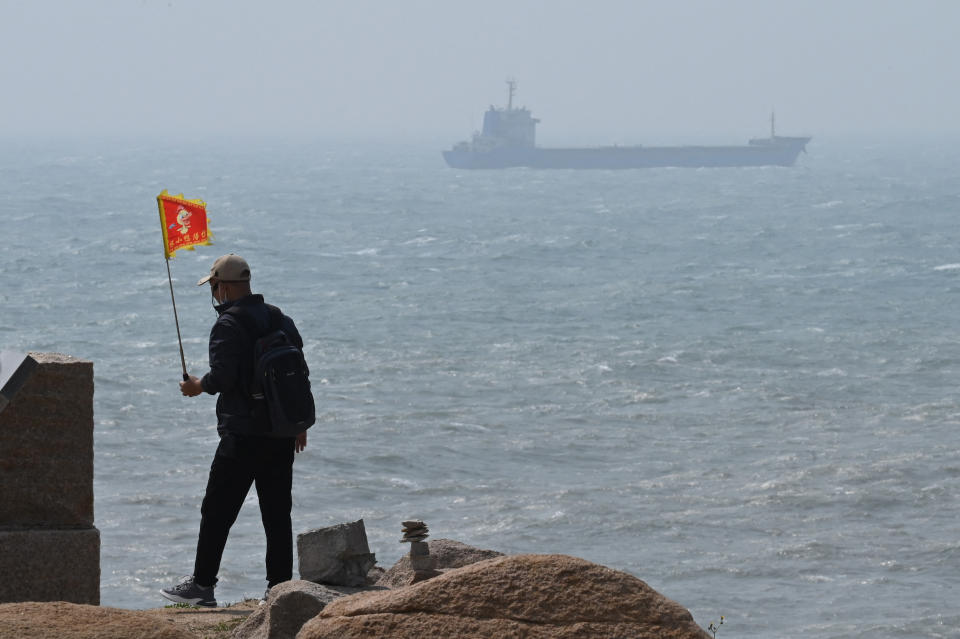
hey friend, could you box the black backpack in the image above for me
[226,304,315,437]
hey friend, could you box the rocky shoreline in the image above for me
[0,540,712,639]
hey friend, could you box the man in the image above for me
[161,253,308,607]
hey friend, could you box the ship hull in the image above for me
[443,137,811,169]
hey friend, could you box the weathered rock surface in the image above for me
[365,565,386,585]
[298,554,712,639]
[231,580,349,639]
[298,519,377,587]
[375,538,503,589]
[0,601,194,639]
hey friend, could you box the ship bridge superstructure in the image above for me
[474,80,539,149]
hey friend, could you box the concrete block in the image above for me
[0,353,94,527]
[0,528,100,604]
[297,519,376,587]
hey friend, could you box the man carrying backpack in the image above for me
[161,253,313,608]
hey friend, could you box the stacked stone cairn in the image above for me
[401,520,440,583]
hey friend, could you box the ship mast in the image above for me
[506,78,517,110]
[770,110,776,138]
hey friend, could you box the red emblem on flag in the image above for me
[157,190,212,258]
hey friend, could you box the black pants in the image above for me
[193,433,296,588]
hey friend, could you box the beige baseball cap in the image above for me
[197,254,251,286]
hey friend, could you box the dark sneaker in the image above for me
[161,576,217,608]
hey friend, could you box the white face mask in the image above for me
[210,282,230,309]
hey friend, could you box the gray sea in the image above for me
[2,136,960,638]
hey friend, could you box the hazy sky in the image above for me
[2,0,958,144]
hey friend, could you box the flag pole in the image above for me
[165,256,190,382]
[158,190,211,382]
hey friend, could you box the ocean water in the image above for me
[2,136,960,637]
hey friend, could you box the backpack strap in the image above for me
[265,304,283,334]
[224,303,283,341]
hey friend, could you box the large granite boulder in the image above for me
[298,519,377,587]
[376,538,504,588]
[0,601,194,639]
[298,554,712,639]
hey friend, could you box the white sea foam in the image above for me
[815,200,844,209]
[401,236,438,246]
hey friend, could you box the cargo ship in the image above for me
[443,81,811,169]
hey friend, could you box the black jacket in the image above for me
[200,294,304,436]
